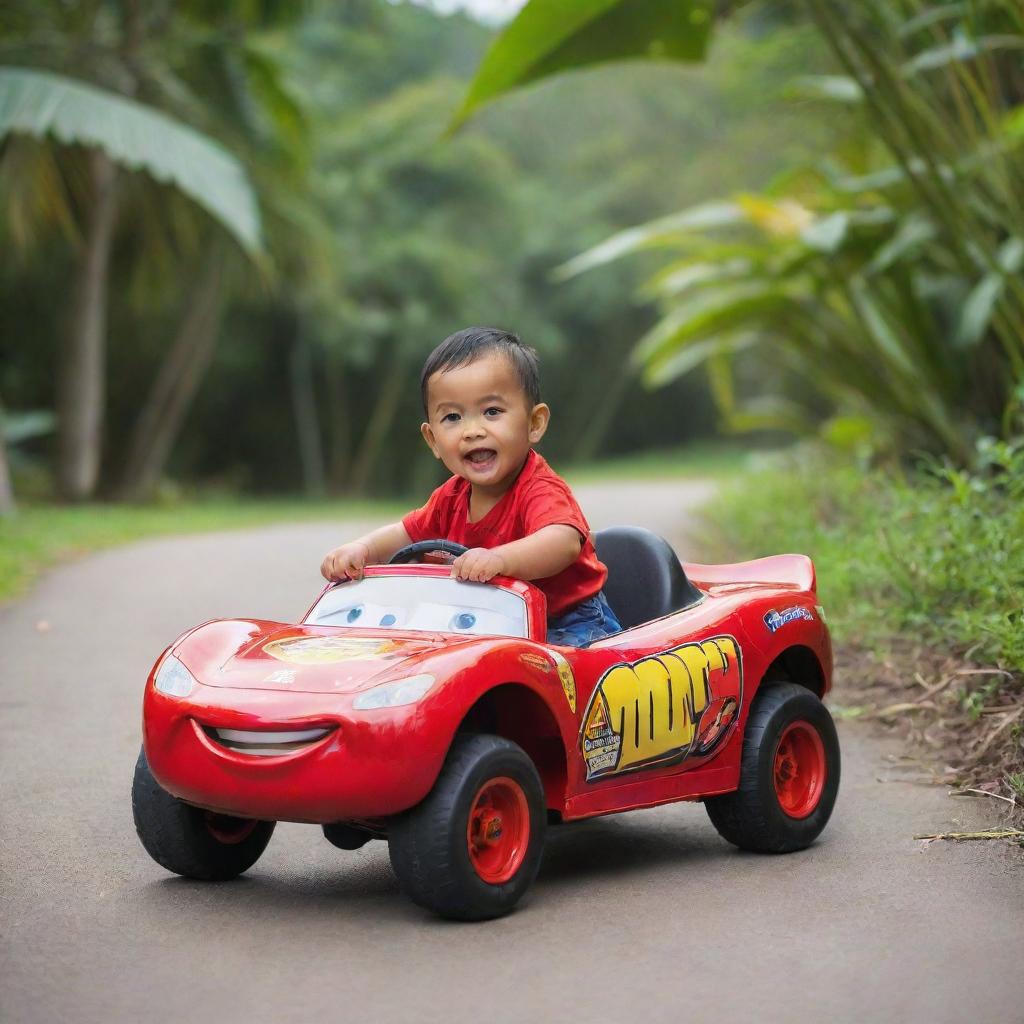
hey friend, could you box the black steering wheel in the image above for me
[387,539,470,565]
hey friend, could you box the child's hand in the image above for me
[321,541,372,581]
[450,547,505,583]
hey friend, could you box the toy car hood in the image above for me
[172,618,478,695]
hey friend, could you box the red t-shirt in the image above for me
[401,450,607,617]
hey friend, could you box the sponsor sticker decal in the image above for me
[263,636,399,664]
[763,605,815,633]
[550,651,577,713]
[582,697,619,774]
[579,635,743,782]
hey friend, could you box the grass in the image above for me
[0,497,403,603]
[702,445,1024,674]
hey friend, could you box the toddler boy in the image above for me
[320,326,622,645]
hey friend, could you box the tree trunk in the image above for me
[0,420,15,517]
[570,343,637,463]
[347,345,407,495]
[288,326,326,497]
[56,149,118,501]
[326,348,352,494]
[117,249,225,500]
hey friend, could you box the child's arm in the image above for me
[321,521,413,581]
[450,525,581,583]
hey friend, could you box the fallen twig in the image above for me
[948,788,1018,807]
[914,828,1024,842]
[876,775,953,787]
[964,707,1024,765]
[914,674,955,702]
[860,701,938,719]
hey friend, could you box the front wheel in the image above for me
[132,748,275,880]
[705,683,839,853]
[388,734,546,921]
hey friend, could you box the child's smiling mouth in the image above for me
[464,447,497,470]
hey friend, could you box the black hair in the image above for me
[420,326,541,414]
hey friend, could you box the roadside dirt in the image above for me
[833,640,1023,836]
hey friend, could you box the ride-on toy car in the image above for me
[133,527,839,920]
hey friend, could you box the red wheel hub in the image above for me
[466,777,530,884]
[204,812,258,845]
[773,721,826,819]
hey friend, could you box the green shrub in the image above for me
[706,443,1024,675]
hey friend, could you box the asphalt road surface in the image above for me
[2,479,1022,1024]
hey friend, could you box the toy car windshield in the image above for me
[303,575,529,638]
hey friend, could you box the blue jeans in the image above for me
[548,591,622,647]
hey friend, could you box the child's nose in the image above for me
[462,416,486,438]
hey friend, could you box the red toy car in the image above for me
[133,527,839,920]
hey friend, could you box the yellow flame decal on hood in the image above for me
[263,636,399,664]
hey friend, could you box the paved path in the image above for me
[2,480,1022,1024]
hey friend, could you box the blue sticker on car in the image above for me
[764,605,815,633]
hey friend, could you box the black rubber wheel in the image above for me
[132,748,275,880]
[705,683,840,853]
[388,734,546,921]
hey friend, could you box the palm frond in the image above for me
[0,67,261,253]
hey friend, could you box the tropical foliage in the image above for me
[464,0,1024,464]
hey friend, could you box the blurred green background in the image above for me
[3,1,1022,512]
[6,0,1024,514]
[0,0,863,507]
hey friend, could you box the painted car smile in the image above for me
[202,724,335,758]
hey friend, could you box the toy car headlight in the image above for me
[352,673,435,711]
[154,654,197,698]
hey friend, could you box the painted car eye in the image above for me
[451,612,477,630]
[346,606,363,623]
[379,613,397,626]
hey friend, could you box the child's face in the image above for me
[420,352,549,496]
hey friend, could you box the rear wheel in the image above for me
[705,683,839,853]
[132,748,275,880]
[388,734,546,921]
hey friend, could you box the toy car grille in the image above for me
[208,726,331,757]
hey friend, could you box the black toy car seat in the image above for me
[594,526,704,630]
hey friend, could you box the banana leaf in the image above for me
[555,201,743,279]
[451,0,714,130]
[0,67,261,253]
[954,236,1024,349]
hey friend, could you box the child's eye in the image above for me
[441,412,461,424]
[484,407,503,417]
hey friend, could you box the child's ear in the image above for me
[420,421,441,459]
[528,403,550,444]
